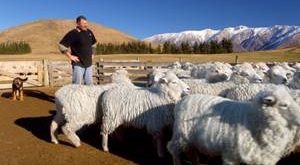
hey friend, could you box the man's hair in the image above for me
[76,15,87,23]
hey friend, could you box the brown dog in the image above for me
[12,77,28,101]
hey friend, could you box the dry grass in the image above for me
[0,19,136,54]
[0,48,300,63]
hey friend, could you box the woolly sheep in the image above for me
[100,72,190,158]
[229,72,250,84]
[191,62,232,83]
[181,79,236,96]
[252,62,269,73]
[267,65,293,84]
[167,86,300,165]
[232,62,264,83]
[226,74,300,102]
[50,70,134,146]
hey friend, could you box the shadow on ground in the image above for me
[14,110,300,165]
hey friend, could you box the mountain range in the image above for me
[144,25,300,52]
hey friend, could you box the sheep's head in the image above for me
[234,63,263,83]
[158,72,190,101]
[111,69,133,85]
[267,66,290,84]
[205,63,233,82]
[147,69,167,87]
[290,72,300,89]
[256,86,300,126]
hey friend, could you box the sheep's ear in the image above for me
[262,95,276,106]
[159,77,168,84]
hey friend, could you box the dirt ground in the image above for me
[1,87,300,165]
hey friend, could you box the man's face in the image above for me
[77,19,88,31]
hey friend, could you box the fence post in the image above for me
[37,64,43,85]
[235,55,239,64]
[43,59,49,87]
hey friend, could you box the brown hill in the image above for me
[0,19,137,54]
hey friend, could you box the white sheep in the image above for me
[50,70,134,147]
[191,62,232,83]
[267,65,293,84]
[167,86,300,165]
[232,62,264,83]
[181,79,236,97]
[226,73,300,102]
[100,72,190,158]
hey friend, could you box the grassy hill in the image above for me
[0,19,136,54]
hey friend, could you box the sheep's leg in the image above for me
[61,123,81,147]
[50,113,64,144]
[100,132,109,152]
[222,155,239,165]
[50,121,59,144]
[167,137,185,165]
[155,133,166,158]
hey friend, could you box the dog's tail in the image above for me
[21,77,28,82]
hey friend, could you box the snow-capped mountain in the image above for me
[144,25,300,52]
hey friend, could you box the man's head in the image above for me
[76,15,88,31]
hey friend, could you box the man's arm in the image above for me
[58,44,80,63]
[92,44,97,60]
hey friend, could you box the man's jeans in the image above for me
[72,65,93,85]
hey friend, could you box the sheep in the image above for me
[292,62,300,72]
[225,83,277,101]
[181,62,194,70]
[147,68,169,87]
[181,79,237,96]
[191,62,232,83]
[228,72,250,84]
[100,71,190,158]
[226,73,300,102]
[167,86,300,165]
[232,62,264,83]
[288,72,300,89]
[225,84,300,156]
[252,62,269,74]
[267,65,293,84]
[50,70,134,147]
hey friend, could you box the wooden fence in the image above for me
[0,60,173,89]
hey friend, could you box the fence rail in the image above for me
[0,59,174,89]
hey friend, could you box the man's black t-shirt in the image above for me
[60,28,97,67]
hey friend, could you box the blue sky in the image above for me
[1,0,299,39]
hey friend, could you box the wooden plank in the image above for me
[0,82,40,89]
[0,70,42,86]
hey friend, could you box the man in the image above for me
[59,15,97,85]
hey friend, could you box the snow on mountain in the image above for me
[144,25,300,52]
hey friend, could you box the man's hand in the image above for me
[66,53,80,63]
[70,55,80,63]
[92,54,95,60]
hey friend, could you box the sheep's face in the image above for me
[268,66,289,84]
[291,72,300,89]
[159,72,190,100]
[111,70,132,85]
[234,64,263,83]
[258,87,300,126]
[206,64,233,82]
[148,70,166,86]
[253,63,269,73]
